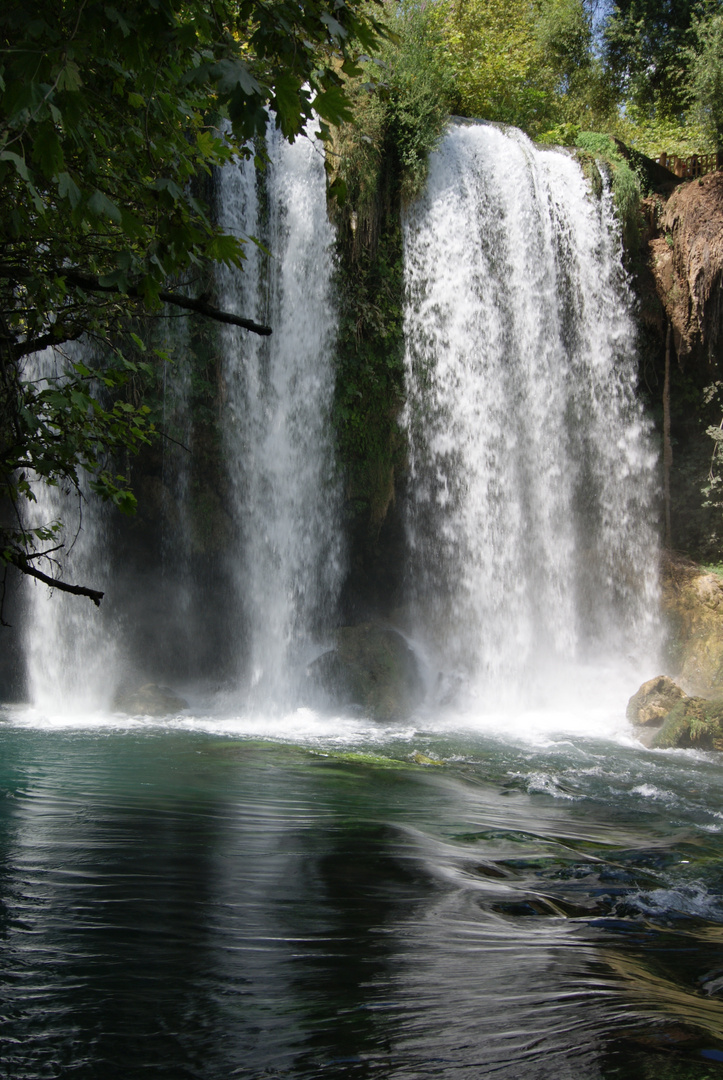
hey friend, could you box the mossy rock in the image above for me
[306,623,424,721]
[652,696,723,750]
[626,675,688,726]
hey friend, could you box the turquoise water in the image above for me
[2,709,723,1078]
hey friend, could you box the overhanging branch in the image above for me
[157,288,272,333]
[7,552,104,606]
[0,263,273,337]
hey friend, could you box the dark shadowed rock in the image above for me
[306,623,424,721]
[306,649,359,708]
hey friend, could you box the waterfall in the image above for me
[216,122,343,708]
[22,346,119,714]
[20,122,342,716]
[19,119,659,720]
[403,123,660,708]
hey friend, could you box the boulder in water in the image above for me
[652,697,723,751]
[626,675,688,727]
[114,683,188,717]
[306,623,424,721]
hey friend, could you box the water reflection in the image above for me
[0,729,723,1078]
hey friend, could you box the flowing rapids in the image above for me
[402,123,660,710]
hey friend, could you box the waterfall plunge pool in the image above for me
[2,703,723,1080]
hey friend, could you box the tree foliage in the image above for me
[413,0,721,153]
[328,2,452,557]
[0,0,386,602]
[686,7,723,146]
[603,0,702,115]
[427,0,549,132]
[422,0,635,138]
[601,0,723,154]
[332,1,452,222]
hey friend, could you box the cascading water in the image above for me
[22,346,119,714]
[403,122,660,710]
[19,123,342,716]
[216,122,343,708]
[18,121,660,725]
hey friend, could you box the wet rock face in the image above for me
[306,623,424,721]
[629,556,723,749]
[661,554,723,697]
[649,172,723,371]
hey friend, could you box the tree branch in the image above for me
[156,288,272,334]
[0,263,273,337]
[7,552,104,606]
[12,331,83,359]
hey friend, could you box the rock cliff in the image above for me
[648,171,723,372]
[661,552,723,697]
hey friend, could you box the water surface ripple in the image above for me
[1,720,723,1079]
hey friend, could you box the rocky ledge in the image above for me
[661,552,723,697]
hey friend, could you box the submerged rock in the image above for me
[114,683,188,717]
[652,697,723,751]
[626,675,688,727]
[306,623,424,721]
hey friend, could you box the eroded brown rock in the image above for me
[626,674,688,726]
[649,172,723,370]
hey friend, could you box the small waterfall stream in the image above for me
[403,123,660,708]
[216,122,343,708]
[22,346,119,714]
[159,308,193,615]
